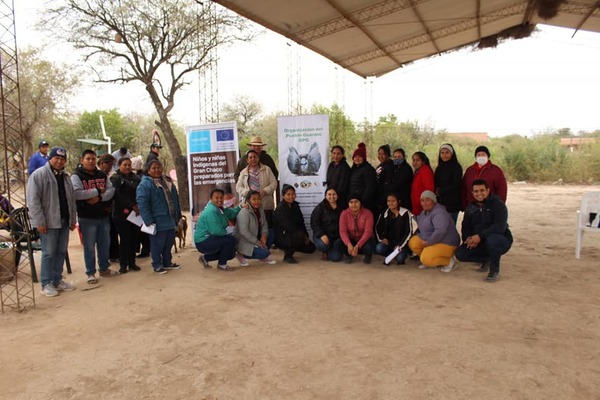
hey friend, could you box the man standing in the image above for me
[72,150,117,283]
[27,147,77,297]
[98,153,119,261]
[28,140,50,176]
[455,179,513,282]
[146,143,162,169]
[234,136,278,182]
[111,147,131,171]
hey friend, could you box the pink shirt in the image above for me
[339,208,374,249]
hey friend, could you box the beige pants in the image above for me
[408,235,457,267]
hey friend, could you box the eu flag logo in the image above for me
[216,129,234,142]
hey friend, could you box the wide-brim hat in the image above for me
[248,136,266,146]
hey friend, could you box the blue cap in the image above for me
[49,147,67,160]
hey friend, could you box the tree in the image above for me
[221,94,263,136]
[17,48,79,158]
[77,109,137,150]
[311,103,358,155]
[42,0,254,209]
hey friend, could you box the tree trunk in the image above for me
[146,86,190,211]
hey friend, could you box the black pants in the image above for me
[275,230,316,257]
[333,237,375,257]
[114,218,139,269]
[109,217,120,260]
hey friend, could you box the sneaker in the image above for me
[260,257,277,265]
[477,262,490,273]
[198,254,210,268]
[154,268,168,274]
[56,280,76,292]
[363,254,372,264]
[237,254,249,266]
[164,263,181,270]
[440,256,458,273]
[41,284,59,297]
[485,272,499,282]
[86,274,98,284]
[283,256,298,264]
[418,264,428,269]
[129,265,141,272]
[99,269,120,277]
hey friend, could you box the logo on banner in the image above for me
[287,142,321,176]
[216,129,234,142]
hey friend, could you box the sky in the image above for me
[14,1,600,137]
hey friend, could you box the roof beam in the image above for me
[340,1,527,74]
[522,0,538,24]
[408,0,441,52]
[476,0,482,41]
[322,0,404,69]
[292,0,429,43]
[571,0,600,37]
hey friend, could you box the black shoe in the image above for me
[409,254,420,261]
[397,259,406,265]
[485,272,499,282]
[364,254,372,264]
[477,263,490,273]
[118,267,128,274]
[129,265,141,272]
[283,256,298,264]
[164,263,181,270]
[343,254,353,264]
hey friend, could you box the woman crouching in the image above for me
[235,190,276,265]
[334,193,375,264]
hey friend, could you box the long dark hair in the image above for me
[412,151,430,166]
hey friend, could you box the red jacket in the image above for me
[461,161,507,209]
[411,165,435,215]
[339,208,374,249]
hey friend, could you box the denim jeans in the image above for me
[312,234,343,262]
[247,229,275,260]
[150,229,176,271]
[195,235,236,266]
[375,242,409,264]
[333,237,375,257]
[455,233,512,274]
[40,219,70,287]
[78,217,111,276]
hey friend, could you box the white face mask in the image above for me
[476,156,488,166]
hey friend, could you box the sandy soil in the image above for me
[1,184,600,400]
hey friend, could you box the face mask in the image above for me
[476,156,488,166]
[393,159,403,166]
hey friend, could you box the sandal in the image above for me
[217,264,234,271]
[86,275,98,284]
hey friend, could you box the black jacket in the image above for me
[349,162,377,209]
[273,200,308,241]
[462,194,513,243]
[110,171,141,220]
[434,161,463,213]
[375,207,413,249]
[310,199,342,239]
[376,159,395,209]
[326,159,351,203]
[73,166,112,219]
[391,160,413,211]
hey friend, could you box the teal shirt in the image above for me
[194,201,241,243]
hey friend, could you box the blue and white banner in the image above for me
[277,114,329,235]
[186,122,239,222]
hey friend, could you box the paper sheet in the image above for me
[141,223,156,235]
[384,247,400,265]
[126,210,143,227]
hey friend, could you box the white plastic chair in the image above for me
[575,191,600,259]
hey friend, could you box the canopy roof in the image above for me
[214,0,600,77]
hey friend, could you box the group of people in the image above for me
[27,141,183,297]
[196,139,513,283]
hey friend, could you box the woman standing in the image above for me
[235,190,276,265]
[434,143,463,223]
[310,188,343,261]
[110,157,142,273]
[391,148,413,212]
[375,193,413,265]
[273,185,316,263]
[326,146,351,205]
[334,194,375,264]
[136,159,182,274]
[375,144,395,213]
[348,143,377,213]
[236,149,278,226]
[410,151,435,215]
[461,146,507,208]
[408,190,460,272]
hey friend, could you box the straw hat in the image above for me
[248,136,266,146]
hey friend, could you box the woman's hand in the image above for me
[259,234,268,248]
[320,235,329,246]
[381,238,389,245]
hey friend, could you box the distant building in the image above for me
[559,137,596,152]
[446,132,490,143]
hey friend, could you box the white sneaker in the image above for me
[418,264,428,269]
[41,284,59,297]
[56,280,76,291]
[237,254,249,266]
[260,257,277,265]
[441,257,458,273]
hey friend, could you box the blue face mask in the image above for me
[393,158,404,166]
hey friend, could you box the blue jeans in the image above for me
[150,229,176,271]
[333,237,375,257]
[312,234,342,262]
[40,219,70,287]
[375,242,409,264]
[196,235,236,266]
[455,233,512,274]
[78,217,111,276]
[246,230,275,260]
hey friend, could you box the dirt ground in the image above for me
[1,184,600,400]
